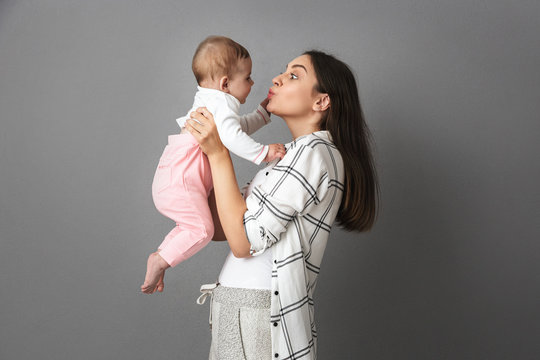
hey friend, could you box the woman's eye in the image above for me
[290,73,298,80]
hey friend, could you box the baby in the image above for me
[141,36,285,294]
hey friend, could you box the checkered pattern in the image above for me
[243,130,344,360]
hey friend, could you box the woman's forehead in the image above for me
[286,54,312,71]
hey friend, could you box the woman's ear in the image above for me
[313,94,330,112]
[219,76,230,93]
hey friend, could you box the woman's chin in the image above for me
[266,103,279,116]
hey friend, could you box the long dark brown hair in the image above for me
[304,50,380,232]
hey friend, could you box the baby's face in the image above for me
[227,57,254,104]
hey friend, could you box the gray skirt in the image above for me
[197,283,272,360]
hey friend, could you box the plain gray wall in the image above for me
[1,0,539,359]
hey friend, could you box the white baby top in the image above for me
[176,86,271,165]
[217,161,276,289]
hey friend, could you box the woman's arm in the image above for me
[186,108,285,256]
[208,189,226,242]
[205,148,251,257]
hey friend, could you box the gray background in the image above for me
[1,0,539,359]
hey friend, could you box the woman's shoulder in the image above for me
[289,130,336,149]
[285,130,343,176]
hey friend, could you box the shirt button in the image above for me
[274,354,279,358]
[274,259,277,264]
[274,291,279,295]
[273,322,278,327]
[266,172,269,176]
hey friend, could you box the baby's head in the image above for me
[192,36,254,104]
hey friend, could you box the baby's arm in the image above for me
[213,101,271,165]
[238,99,271,135]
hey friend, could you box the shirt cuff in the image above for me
[244,221,273,257]
[243,199,285,255]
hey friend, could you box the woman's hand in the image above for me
[185,107,227,158]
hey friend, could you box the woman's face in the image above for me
[266,55,320,118]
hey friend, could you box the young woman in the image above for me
[186,50,380,360]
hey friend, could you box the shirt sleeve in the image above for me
[211,100,269,165]
[243,144,330,256]
[237,105,271,135]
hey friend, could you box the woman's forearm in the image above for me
[208,190,226,241]
[208,149,251,257]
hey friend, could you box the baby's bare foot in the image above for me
[141,252,169,294]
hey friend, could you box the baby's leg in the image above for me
[157,195,214,267]
[143,142,214,293]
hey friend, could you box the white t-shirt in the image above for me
[217,161,275,289]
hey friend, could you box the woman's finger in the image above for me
[194,107,217,128]
[185,120,202,138]
[187,118,206,136]
[195,106,212,118]
[189,112,206,127]
[186,119,209,144]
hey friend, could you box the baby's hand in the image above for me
[264,143,286,162]
[260,98,270,113]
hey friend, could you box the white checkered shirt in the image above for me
[244,130,344,360]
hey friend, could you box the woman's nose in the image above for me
[272,74,282,86]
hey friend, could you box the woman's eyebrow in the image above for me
[285,64,308,73]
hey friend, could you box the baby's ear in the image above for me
[219,76,230,93]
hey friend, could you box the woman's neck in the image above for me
[284,115,321,141]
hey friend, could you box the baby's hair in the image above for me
[192,35,250,84]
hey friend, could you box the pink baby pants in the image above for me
[152,133,214,268]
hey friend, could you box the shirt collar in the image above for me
[195,86,241,108]
[292,130,332,143]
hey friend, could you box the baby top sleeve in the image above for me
[208,95,269,165]
[237,105,271,135]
